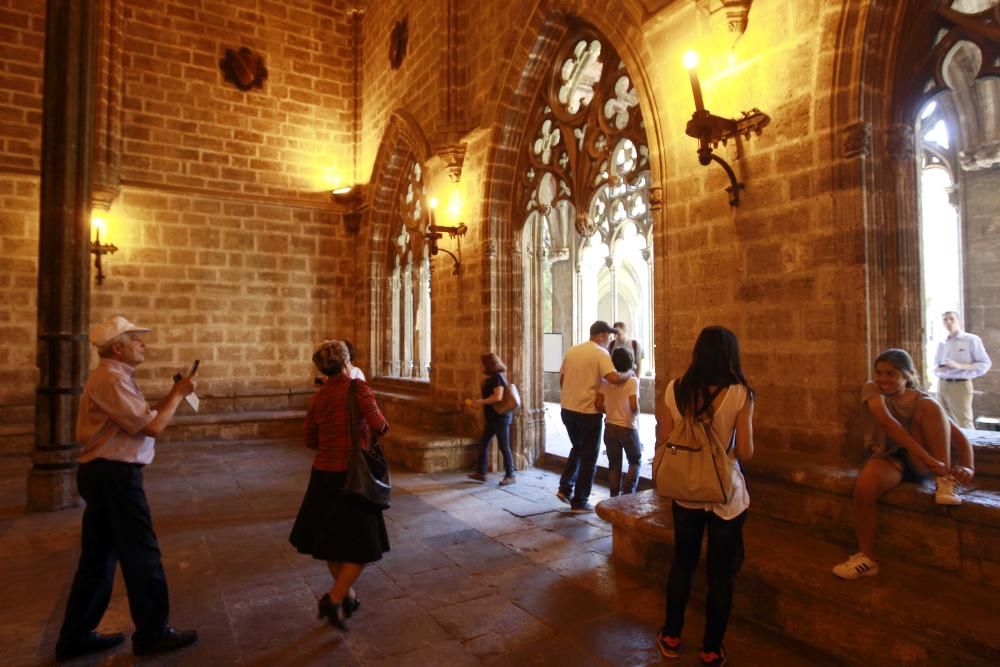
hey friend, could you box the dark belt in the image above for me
[943,378,969,383]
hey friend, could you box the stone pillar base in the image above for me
[26,468,80,511]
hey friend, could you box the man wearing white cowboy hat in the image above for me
[56,316,200,661]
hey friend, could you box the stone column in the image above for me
[885,123,923,359]
[27,0,99,511]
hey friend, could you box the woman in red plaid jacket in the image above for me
[289,340,389,630]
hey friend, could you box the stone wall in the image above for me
[0,0,357,420]
[964,165,1000,419]
[0,1,45,416]
[4,0,998,465]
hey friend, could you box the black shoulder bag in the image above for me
[345,380,392,509]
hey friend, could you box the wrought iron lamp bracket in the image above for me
[90,229,118,286]
[685,107,769,207]
[424,223,467,275]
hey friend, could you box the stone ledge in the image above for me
[597,492,1000,666]
[380,423,478,474]
[745,455,1000,528]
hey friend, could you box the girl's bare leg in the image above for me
[853,457,903,559]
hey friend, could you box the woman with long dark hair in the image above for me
[655,326,755,667]
[465,352,516,486]
[832,348,974,580]
[289,340,390,630]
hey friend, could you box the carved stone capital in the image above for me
[696,0,754,49]
[484,238,498,258]
[91,186,120,214]
[842,121,872,159]
[509,241,521,257]
[648,186,664,211]
[886,124,915,162]
[434,141,467,182]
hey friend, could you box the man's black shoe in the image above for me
[133,627,198,656]
[55,631,126,662]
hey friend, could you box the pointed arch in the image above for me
[477,2,667,464]
[357,110,433,379]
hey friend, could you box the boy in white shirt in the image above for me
[595,348,642,496]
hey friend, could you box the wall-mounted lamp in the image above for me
[331,185,366,234]
[90,214,117,286]
[425,196,467,275]
[683,51,769,207]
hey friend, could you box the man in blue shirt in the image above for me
[934,311,992,428]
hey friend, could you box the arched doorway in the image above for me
[514,21,657,459]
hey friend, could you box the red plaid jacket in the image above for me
[305,375,388,472]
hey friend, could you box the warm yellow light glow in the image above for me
[332,185,353,196]
[683,51,699,70]
[91,213,107,241]
[447,188,461,219]
[428,196,439,210]
[320,165,346,191]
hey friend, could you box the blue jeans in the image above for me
[664,503,747,653]
[477,413,514,476]
[558,409,603,507]
[604,423,642,496]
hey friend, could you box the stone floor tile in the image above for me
[387,563,494,610]
[341,596,450,662]
[437,535,530,574]
[376,539,455,577]
[510,577,613,627]
[567,610,663,666]
[493,526,584,564]
[429,595,554,658]
[546,549,647,601]
[0,440,838,666]
[480,632,611,666]
[365,639,480,667]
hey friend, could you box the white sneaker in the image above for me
[935,475,962,505]
[832,553,879,580]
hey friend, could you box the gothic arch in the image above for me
[478,2,666,465]
[359,110,432,379]
[829,0,999,380]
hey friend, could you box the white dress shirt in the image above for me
[934,331,992,380]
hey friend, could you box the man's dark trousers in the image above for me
[558,408,604,507]
[58,459,170,645]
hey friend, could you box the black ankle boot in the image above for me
[342,594,361,618]
[317,594,347,630]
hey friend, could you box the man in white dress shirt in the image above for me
[934,311,992,429]
[56,316,199,661]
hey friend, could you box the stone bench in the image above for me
[379,423,479,473]
[597,484,1000,666]
[159,409,306,443]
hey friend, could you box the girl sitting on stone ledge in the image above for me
[833,348,975,580]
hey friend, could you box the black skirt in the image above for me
[289,468,390,564]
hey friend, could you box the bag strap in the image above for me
[347,379,361,452]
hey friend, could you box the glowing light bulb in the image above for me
[683,51,699,70]
[91,213,107,241]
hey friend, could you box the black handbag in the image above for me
[345,381,391,509]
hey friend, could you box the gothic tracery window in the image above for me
[519,25,654,374]
[388,161,431,380]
